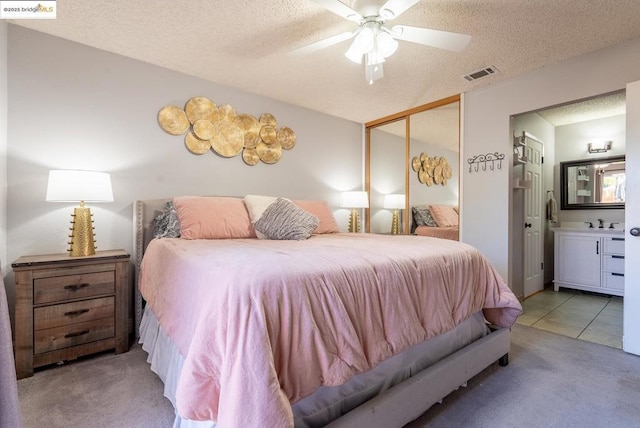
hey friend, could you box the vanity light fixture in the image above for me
[588,140,612,154]
[340,191,369,233]
[383,194,405,235]
[46,170,114,257]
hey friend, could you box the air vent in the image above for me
[463,66,499,82]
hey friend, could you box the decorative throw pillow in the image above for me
[429,204,459,227]
[293,200,339,234]
[244,194,280,239]
[153,201,181,238]
[254,198,320,240]
[412,206,438,227]
[173,196,257,239]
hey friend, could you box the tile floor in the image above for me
[515,287,623,349]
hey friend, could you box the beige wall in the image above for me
[462,36,640,288]
[4,26,363,324]
[1,21,7,271]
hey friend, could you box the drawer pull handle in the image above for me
[64,283,90,291]
[612,238,625,241]
[64,309,90,317]
[64,330,90,339]
[612,255,624,259]
[611,273,624,277]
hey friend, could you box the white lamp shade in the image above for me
[46,170,114,202]
[341,191,369,208]
[383,194,406,209]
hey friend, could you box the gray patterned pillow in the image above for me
[254,198,319,240]
[153,201,181,238]
[412,206,438,227]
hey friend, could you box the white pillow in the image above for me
[244,195,280,239]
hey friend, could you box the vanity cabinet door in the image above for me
[555,234,601,287]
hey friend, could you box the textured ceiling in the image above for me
[11,0,640,123]
[536,92,626,127]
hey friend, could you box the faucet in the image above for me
[584,221,594,229]
[609,222,620,229]
[597,219,605,229]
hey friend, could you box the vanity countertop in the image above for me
[551,227,624,236]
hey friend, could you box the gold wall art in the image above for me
[158,96,296,166]
[411,152,453,186]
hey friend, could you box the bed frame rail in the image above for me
[326,327,510,428]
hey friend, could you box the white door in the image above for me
[624,80,640,355]
[523,133,544,297]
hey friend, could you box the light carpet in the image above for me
[18,324,640,428]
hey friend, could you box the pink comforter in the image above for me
[139,233,522,427]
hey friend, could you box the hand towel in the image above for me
[547,191,558,223]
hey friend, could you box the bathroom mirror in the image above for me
[560,155,625,209]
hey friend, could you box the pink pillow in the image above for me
[293,200,340,234]
[429,204,459,227]
[173,196,257,239]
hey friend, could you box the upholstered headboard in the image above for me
[133,198,171,337]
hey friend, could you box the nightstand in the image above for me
[12,250,130,379]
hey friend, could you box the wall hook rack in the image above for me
[467,152,505,173]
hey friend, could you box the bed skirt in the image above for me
[139,305,489,427]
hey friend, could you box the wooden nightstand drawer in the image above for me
[34,297,115,330]
[13,250,130,378]
[34,270,115,305]
[34,317,115,354]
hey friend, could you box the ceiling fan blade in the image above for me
[391,25,471,52]
[379,0,420,20]
[309,0,362,21]
[290,31,355,56]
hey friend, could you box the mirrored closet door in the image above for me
[365,95,460,234]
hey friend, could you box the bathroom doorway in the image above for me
[511,90,626,348]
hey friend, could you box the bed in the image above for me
[133,196,522,428]
[413,225,459,240]
[411,204,459,241]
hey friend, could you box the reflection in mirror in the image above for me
[369,119,406,234]
[409,102,460,232]
[560,156,625,209]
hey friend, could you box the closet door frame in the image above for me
[365,94,461,233]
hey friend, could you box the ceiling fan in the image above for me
[293,0,471,84]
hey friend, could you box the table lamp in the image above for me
[340,191,369,233]
[383,194,405,235]
[46,170,114,257]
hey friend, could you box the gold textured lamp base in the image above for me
[68,203,96,257]
[390,209,400,235]
[348,208,361,233]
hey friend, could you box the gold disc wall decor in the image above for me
[158,105,190,135]
[185,132,211,155]
[218,104,238,123]
[185,97,216,124]
[158,97,296,165]
[260,126,277,145]
[192,119,216,140]
[256,141,282,164]
[234,114,262,148]
[412,152,452,187]
[259,113,277,128]
[242,147,260,166]
[277,127,296,150]
[210,121,244,157]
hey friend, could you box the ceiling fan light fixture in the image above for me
[366,49,386,66]
[354,26,375,52]
[376,31,398,58]
[365,61,384,85]
[345,40,364,63]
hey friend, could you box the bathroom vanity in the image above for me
[553,228,625,296]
